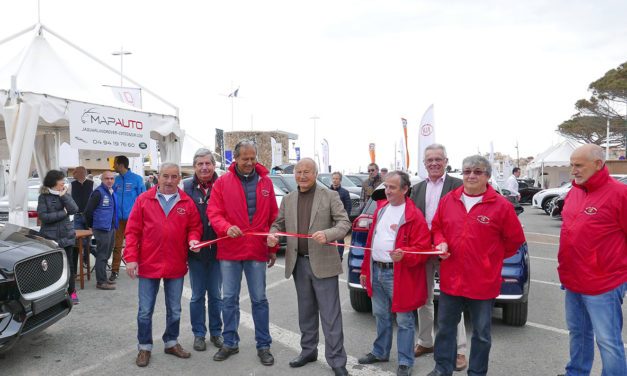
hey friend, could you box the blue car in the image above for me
[347,183,530,326]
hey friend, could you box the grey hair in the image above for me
[332,171,342,180]
[298,157,318,173]
[160,162,181,175]
[193,148,216,166]
[590,145,606,163]
[386,170,411,189]
[234,139,257,159]
[424,143,447,159]
[462,155,492,177]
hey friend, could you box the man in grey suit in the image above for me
[409,144,468,372]
[268,158,351,376]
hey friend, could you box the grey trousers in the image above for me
[293,256,347,368]
[93,228,115,285]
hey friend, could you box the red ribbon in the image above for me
[190,231,446,255]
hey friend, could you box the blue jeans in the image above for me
[220,259,271,350]
[564,283,627,376]
[370,264,415,367]
[434,292,494,376]
[137,277,184,351]
[188,257,223,337]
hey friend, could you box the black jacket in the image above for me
[37,187,79,248]
[183,173,219,262]
[330,185,351,216]
[409,174,463,215]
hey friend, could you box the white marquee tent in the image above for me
[0,24,183,226]
[527,139,581,188]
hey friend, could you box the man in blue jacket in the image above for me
[111,155,146,282]
[183,148,224,352]
[330,171,351,260]
[84,170,118,290]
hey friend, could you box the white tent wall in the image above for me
[527,139,580,189]
[33,133,58,182]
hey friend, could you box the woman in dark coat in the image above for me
[37,170,80,303]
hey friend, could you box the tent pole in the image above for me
[0,24,37,47]
[41,25,180,117]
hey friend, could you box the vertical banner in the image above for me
[369,143,376,164]
[489,141,495,175]
[418,104,435,179]
[107,85,143,109]
[295,147,301,161]
[401,118,409,170]
[321,139,329,173]
[270,137,277,167]
[224,150,233,166]
[215,128,225,166]
[148,139,158,170]
[130,156,144,177]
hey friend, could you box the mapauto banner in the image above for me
[69,102,151,155]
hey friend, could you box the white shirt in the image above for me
[461,193,483,213]
[505,175,520,197]
[372,203,405,262]
[425,174,445,229]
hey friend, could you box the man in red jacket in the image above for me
[358,171,431,376]
[558,144,627,376]
[207,140,279,366]
[123,163,203,368]
[427,155,525,376]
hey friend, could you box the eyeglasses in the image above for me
[368,169,376,172]
[462,169,487,176]
[425,158,444,164]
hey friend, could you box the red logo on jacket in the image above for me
[261,189,270,197]
[176,208,186,215]
[476,215,490,224]
[584,207,598,215]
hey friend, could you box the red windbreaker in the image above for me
[124,187,202,279]
[558,165,627,295]
[432,185,525,300]
[207,163,278,262]
[361,198,432,312]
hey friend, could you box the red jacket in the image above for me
[124,187,202,279]
[207,163,278,262]
[558,166,627,295]
[361,198,431,312]
[432,185,525,300]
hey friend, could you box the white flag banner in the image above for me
[130,157,144,177]
[69,102,151,156]
[400,136,408,171]
[149,139,159,169]
[270,137,277,167]
[418,104,435,179]
[107,85,142,109]
[321,139,329,173]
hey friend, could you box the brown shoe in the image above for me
[414,344,434,357]
[96,283,116,290]
[455,354,467,371]
[136,350,151,367]
[164,343,191,358]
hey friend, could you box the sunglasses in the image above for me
[462,169,487,176]
[368,169,376,172]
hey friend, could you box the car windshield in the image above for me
[318,174,357,187]
[0,187,39,202]
[283,178,298,192]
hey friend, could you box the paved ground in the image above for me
[1,205,625,375]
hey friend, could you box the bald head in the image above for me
[73,166,87,182]
[570,144,605,184]
[295,158,318,192]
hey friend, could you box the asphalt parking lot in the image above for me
[1,206,625,376]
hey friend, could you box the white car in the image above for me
[532,183,572,214]
[0,185,40,228]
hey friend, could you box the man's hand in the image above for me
[189,240,200,253]
[360,274,367,288]
[436,243,450,259]
[268,253,276,268]
[390,249,404,262]
[227,225,243,238]
[311,231,327,244]
[267,234,279,247]
[126,262,138,279]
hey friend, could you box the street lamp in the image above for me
[310,115,319,162]
[112,47,132,87]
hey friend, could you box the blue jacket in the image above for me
[86,185,118,231]
[331,185,351,216]
[113,169,146,220]
[183,173,218,261]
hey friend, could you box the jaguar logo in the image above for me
[41,259,48,272]
[584,207,598,215]
[476,215,491,224]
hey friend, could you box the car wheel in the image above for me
[349,289,372,312]
[542,197,555,214]
[502,301,528,326]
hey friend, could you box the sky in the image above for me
[1,0,626,173]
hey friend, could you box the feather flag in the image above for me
[418,105,435,179]
[401,118,409,170]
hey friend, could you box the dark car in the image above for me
[0,223,72,352]
[516,180,542,204]
[347,183,530,326]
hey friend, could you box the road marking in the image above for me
[528,240,560,246]
[531,279,561,287]
[530,256,557,262]
[525,232,559,238]
[526,322,627,350]
[181,285,394,376]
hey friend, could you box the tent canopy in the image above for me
[527,139,581,169]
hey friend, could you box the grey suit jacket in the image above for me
[409,173,463,215]
[270,184,351,279]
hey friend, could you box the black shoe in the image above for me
[109,272,118,282]
[193,336,206,351]
[213,346,238,361]
[209,335,223,348]
[426,370,445,376]
[289,351,317,367]
[332,366,349,376]
[358,352,388,364]
[397,365,412,376]
[257,349,274,366]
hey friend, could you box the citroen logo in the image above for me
[41,260,48,272]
